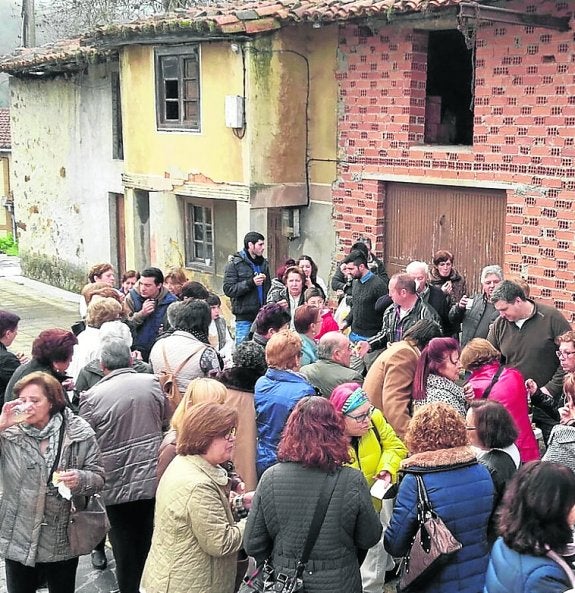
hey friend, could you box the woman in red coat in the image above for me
[460,338,539,462]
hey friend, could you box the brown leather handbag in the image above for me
[399,474,462,591]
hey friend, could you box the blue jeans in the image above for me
[349,331,370,343]
[235,320,252,346]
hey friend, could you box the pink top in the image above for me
[468,361,540,462]
[315,309,340,340]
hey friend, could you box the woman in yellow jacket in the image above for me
[330,383,407,593]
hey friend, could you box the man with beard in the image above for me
[223,231,271,345]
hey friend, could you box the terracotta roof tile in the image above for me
[0,0,498,75]
[0,108,10,150]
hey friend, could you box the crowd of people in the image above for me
[0,229,574,593]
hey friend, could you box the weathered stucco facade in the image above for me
[9,62,124,291]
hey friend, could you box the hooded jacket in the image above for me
[223,250,271,322]
[0,408,104,566]
[385,447,493,593]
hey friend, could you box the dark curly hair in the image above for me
[278,396,351,472]
[232,341,266,375]
[498,461,575,555]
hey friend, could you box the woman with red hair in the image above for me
[4,329,77,403]
[245,396,382,593]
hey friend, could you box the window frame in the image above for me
[182,198,214,270]
[155,45,201,132]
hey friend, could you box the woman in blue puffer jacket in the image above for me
[385,402,494,593]
[254,330,315,478]
[485,461,575,593]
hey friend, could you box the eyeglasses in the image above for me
[556,350,575,359]
[466,426,476,431]
[346,406,374,424]
[224,427,237,441]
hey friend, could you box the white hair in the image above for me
[406,261,429,275]
[98,320,133,352]
[480,265,503,283]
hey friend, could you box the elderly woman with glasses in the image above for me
[330,383,407,592]
[142,402,246,593]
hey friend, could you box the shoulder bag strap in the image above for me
[481,364,505,399]
[297,471,340,573]
[163,340,205,377]
[415,474,434,517]
[546,549,575,588]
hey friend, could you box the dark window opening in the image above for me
[425,30,474,145]
[184,200,214,267]
[156,46,200,131]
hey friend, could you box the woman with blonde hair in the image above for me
[460,338,539,462]
[157,377,227,480]
[68,298,124,381]
[254,329,315,478]
[385,403,494,593]
[142,403,245,593]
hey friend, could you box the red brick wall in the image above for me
[335,0,575,319]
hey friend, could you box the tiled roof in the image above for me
[0,108,10,150]
[88,0,468,41]
[0,0,489,74]
[0,37,115,76]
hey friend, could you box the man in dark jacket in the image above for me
[406,260,452,336]
[223,231,271,345]
[448,264,503,347]
[0,311,24,405]
[125,267,177,361]
[79,340,168,593]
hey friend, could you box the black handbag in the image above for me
[239,471,340,593]
[67,493,111,556]
[398,474,462,591]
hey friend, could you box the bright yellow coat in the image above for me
[347,409,408,510]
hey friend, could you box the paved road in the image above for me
[0,261,120,592]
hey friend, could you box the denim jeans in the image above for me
[106,498,155,593]
[348,331,370,343]
[235,320,252,346]
[5,557,79,593]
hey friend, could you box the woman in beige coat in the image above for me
[142,402,245,593]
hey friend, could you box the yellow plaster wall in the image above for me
[246,25,338,187]
[121,43,245,183]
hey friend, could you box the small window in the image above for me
[156,46,201,131]
[184,200,213,268]
[424,30,474,145]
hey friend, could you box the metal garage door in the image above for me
[384,183,506,294]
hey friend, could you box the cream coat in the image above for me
[141,455,245,593]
